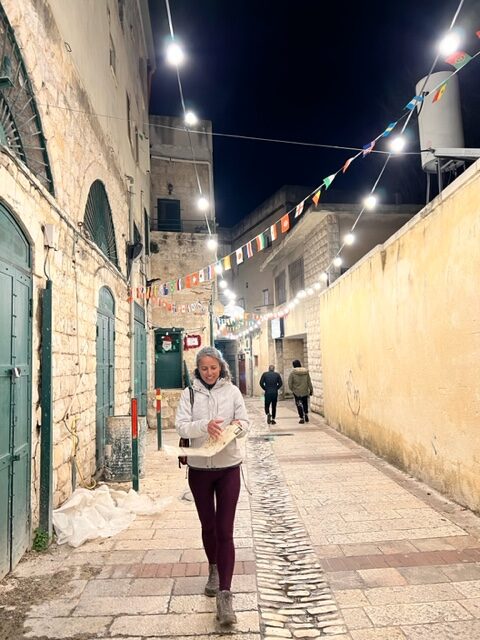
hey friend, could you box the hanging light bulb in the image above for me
[166,42,184,66]
[333,256,342,268]
[438,30,461,56]
[184,110,198,127]
[390,136,406,154]
[219,279,228,289]
[226,290,236,300]
[197,196,209,211]
[297,289,307,299]
[306,287,314,296]
[214,263,223,275]
[364,195,377,210]
[313,282,322,291]
[320,272,329,282]
[206,236,217,251]
[344,232,355,245]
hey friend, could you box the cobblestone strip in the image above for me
[246,424,348,639]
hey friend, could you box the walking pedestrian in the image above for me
[288,359,313,424]
[259,364,283,425]
[175,346,250,627]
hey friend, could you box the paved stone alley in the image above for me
[3,400,480,639]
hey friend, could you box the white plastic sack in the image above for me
[52,485,171,547]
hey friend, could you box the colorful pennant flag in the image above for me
[246,241,253,258]
[270,223,278,241]
[198,269,205,283]
[236,247,244,265]
[362,140,375,156]
[323,174,336,190]
[256,233,267,251]
[312,189,321,206]
[295,201,304,218]
[382,121,397,137]
[280,213,290,233]
[342,157,355,174]
[405,95,424,110]
[191,272,199,286]
[184,274,192,288]
[445,51,472,69]
[207,264,214,280]
[176,278,183,291]
[476,30,480,38]
[432,82,447,103]
[223,255,232,271]
[169,281,176,294]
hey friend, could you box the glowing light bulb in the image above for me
[197,196,209,211]
[206,237,217,251]
[313,282,322,290]
[214,263,223,275]
[438,31,461,56]
[166,42,184,66]
[306,287,314,296]
[219,279,228,289]
[390,136,406,154]
[344,232,355,245]
[297,289,307,299]
[184,111,198,127]
[333,256,342,268]
[320,272,329,282]
[364,195,377,210]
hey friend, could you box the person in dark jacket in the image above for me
[288,359,313,424]
[259,365,283,425]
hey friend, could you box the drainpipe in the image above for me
[126,178,135,399]
[39,279,53,537]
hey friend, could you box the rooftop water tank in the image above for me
[416,71,464,173]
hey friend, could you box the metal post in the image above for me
[131,398,139,491]
[156,388,162,450]
[39,280,53,537]
[209,295,214,346]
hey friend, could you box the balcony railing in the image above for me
[150,218,214,234]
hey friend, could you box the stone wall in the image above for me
[319,161,480,511]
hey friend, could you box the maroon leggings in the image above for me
[188,465,241,591]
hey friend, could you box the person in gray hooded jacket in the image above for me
[176,346,249,627]
[288,359,313,423]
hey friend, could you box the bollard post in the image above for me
[156,388,162,450]
[131,397,139,491]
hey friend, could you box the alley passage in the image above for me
[3,400,480,639]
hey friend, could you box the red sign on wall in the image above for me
[184,334,201,350]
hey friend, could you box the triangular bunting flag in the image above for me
[176,278,183,291]
[312,189,321,206]
[207,264,214,280]
[256,233,266,251]
[362,140,375,156]
[198,269,205,283]
[342,157,355,173]
[295,201,304,218]
[445,51,472,69]
[432,82,447,103]
[323,174,336,190]
[236,247,244,265]
[191,272,199,286]
[246,241,253,258]
[270,223,278,242]
[381,121,397,137]
[223,255,232,271]
[405,95,424,110]
[184,274,192,288]
[280,213,290,233]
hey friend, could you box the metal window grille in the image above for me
[289,258,304,297]
[275,271,286,305]
[155,199,181,231]
[84,180,119,266]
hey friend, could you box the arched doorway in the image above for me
[96,287,115,471]
[0,203,32,578]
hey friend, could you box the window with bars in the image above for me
[83,180,118,266]
[262,289,270,305]
[155,199,181,231]
[275,271,286,305]
[289,258,304,297]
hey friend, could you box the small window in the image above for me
[109,35,116,75]
[144,209,150,255]
[275,271,286,305]
[289,258,304,297]
[238,297,245,309]
[155,198,181,231]
[254,355,259,367]
[118,0,125,29]
[262,289,270,306]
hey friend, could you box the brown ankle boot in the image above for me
[204,564,219,596]
[216,590,237,625]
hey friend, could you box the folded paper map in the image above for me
[164,423,244,458]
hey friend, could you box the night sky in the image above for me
[148,0,480,227]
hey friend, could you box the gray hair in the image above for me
[195,346,231,380]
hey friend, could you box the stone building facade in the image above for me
[0,0,154,577]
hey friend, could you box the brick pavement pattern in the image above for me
[2,399,480,639]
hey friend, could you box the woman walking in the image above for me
[288,359,313,423]
[175,346,249,626]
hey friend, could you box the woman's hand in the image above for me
[207,418,224,439]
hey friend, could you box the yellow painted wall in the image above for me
[319,161,480,511]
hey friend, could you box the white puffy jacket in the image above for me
[175,377,249,469]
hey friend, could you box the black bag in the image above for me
[178,386,194,468]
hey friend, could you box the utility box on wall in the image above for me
[104,415,147,482]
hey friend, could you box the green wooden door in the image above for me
[0,205,31,578]
[134,304,147,415]
[96,287,115,471]
[154,329,183,389]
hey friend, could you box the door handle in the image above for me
[11,367,21,378]
[12,454,21,461]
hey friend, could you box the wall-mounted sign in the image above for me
[271,317,284,339]
[184,334,202,350]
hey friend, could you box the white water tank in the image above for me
[416,71,464,172]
